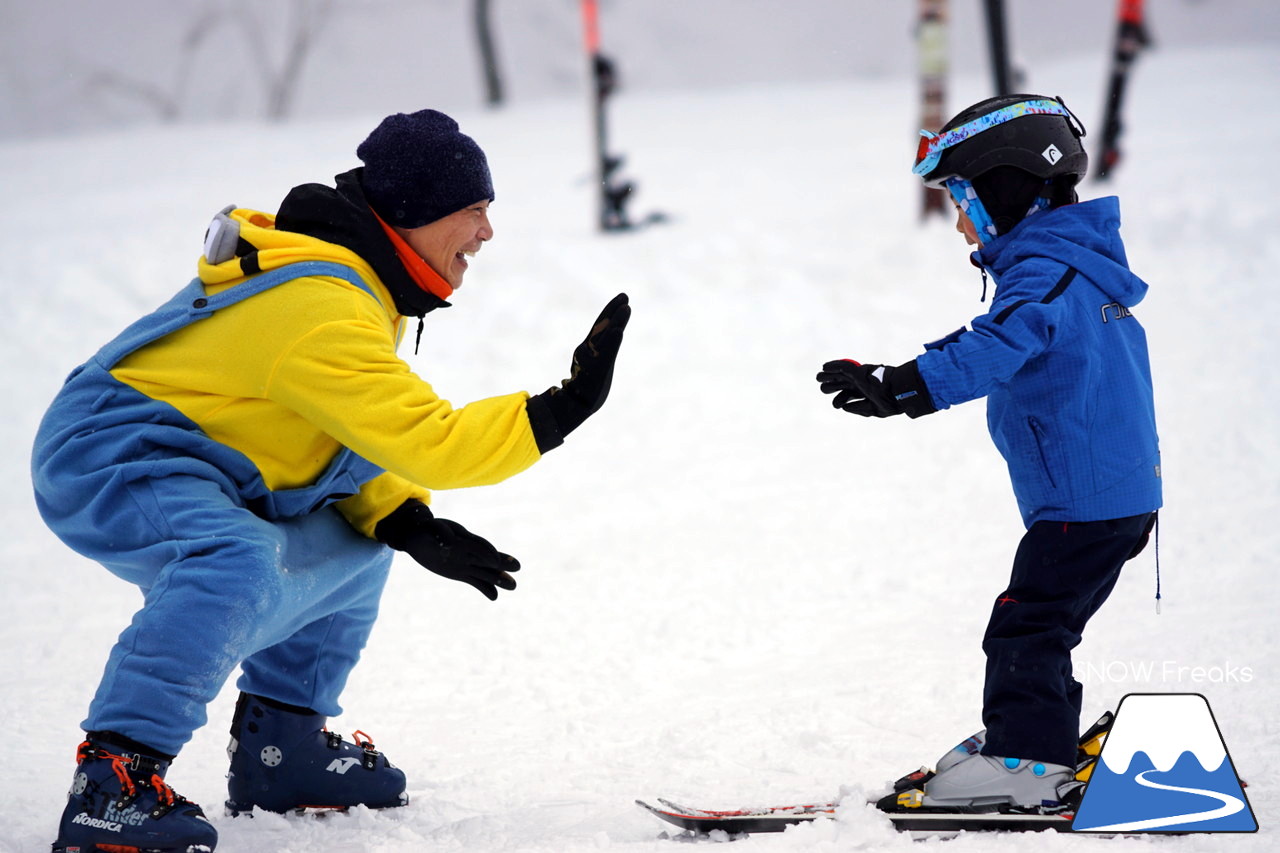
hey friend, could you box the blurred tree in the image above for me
[84,4,225,123]
[238,0,336,120]
[474,0,505,106]
[80,0,334,124]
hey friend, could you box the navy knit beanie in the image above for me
[357,109,494,228]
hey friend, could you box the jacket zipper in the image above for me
[1028,417,1058,489]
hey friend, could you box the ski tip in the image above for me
[636,799,687,818]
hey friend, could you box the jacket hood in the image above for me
[198,208,382,290]
[274,168,449,318]
[977,196,1149,306]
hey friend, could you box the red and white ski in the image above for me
[636,797,837,834]
[639,713,1115,836]
[636,796,1074,835]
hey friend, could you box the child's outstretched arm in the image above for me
[816,358,937,419]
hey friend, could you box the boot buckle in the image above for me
[353,730,380,770]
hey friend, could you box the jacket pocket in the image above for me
[1028,417,1058,489]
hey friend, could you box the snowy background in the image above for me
[5,0,1280,140]
[2,2,1278,852]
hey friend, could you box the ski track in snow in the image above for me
[1,42,1277,853]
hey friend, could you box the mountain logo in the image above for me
[1073,692,1257,833]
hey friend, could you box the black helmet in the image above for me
[915,94,1088,189]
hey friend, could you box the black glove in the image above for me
[526,293,631,452]
[816,359,937,419]
[374,500,519,601]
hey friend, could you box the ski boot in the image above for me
[878,710,1113,813]
[919,754,1074,810]
[51,734,217,853]
[225,692,407,815]
[883,727,987,803]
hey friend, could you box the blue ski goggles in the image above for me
[912,98,1075,177]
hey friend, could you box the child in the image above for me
[817,94,1160,811]
[34,109,630,852]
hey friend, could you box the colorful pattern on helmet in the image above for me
[915,98,1072,177]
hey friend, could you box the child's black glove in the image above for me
[375,500,519,601]
[816,359,937,419]
[526,293,631,451]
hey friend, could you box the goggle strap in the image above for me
[914,98,1078,176]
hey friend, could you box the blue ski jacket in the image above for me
[915,197,1162,527]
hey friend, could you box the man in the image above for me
[35,109,630,853]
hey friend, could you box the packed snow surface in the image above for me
[1,44,1276,853]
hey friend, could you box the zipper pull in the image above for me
[968,252,989,303]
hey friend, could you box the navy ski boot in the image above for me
[52,734,217,853]
[225,692,407,815]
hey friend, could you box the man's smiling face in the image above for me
[395,200,493,290]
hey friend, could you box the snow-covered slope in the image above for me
[1,44,1276,852]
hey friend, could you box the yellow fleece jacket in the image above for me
[110,209,542,538]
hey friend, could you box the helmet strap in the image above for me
[1024,193,1052,220]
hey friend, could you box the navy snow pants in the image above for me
[980,512,1156,768]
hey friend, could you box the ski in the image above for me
[1096,0,1150,179]
[639,712,1116,837]
[636,797,836,835]
[579,0,663,231]
[636,797,1073,835]
[890,809,1074,833]
[982,0,1014,96]
[917,0,948,217]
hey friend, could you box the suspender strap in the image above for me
[189,261,378,316]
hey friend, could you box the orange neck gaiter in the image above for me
[371,210,454,303]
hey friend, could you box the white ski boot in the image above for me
[922,752,1073,810]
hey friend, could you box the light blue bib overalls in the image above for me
[33,263,397,755]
